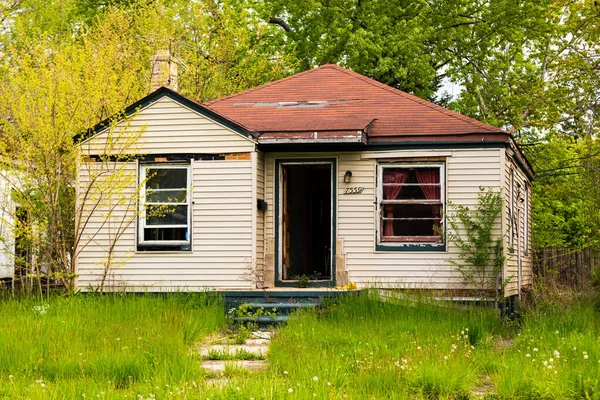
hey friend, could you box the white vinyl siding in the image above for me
[255,151,266,286]
[503,154,533,297]
[76,159,254,291]
[264,148,504,290]
[81,96,255,156]
[75,96,256,291]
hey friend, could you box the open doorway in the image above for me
[278,161,334,285]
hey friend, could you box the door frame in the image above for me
[274,158,337,288]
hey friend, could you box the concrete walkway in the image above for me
[197,331,272,374]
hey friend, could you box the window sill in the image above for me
[137,244,192,252]
[376,244,446,252]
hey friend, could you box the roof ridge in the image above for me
[331,66,506,134]
[204,64,338,107]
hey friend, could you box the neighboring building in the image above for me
[75,64,533,298]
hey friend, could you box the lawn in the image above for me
[0,291,598,399]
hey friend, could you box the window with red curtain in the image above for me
[379,164,444,245]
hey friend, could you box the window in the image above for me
[377,163,444,248]
[138,164,191,250]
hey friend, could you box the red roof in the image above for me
[205,64,509,143]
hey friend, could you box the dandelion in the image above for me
[8,375,13,379]
[283,371,288,375]
[288,388,293,393]
[313,376,318,381]
[533,348,538,352]
[444,356,448,360]
[555,330,559,334]
[526,354,531,357]
[584,354,589,360]
[394,361,400,367]
[543,361,548,366]
[548,365,553,369]
[573,347,577,351]
[327,382,332,386]
[402,358,407,364]
[416,346,421,350]
[553,350,560,359]
[549,358,554,363]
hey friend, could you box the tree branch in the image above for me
[269,17,292,32]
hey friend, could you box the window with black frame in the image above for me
[378,164,444,246]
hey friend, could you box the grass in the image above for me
[0,293,225,399]
[0,290,598,399]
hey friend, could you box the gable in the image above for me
[80,92,256,156]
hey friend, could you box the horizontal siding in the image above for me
[82,97,255,155]
[255,151,265,285]
[75,159,254,291]
[504,153,533,297]
[264,148,504,290]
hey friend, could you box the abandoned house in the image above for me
[75,62,534,298]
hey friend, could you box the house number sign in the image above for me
[344,187,364,194]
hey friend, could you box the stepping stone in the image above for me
[245,338,270,346]
[252,331,273,340]
[202,360,268,373]
[205,377,229,387]
[200,344,269,358]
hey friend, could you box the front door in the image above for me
[276,159,336,287]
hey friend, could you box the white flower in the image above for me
[526,354,531,357]
[444,356,448,360]
[288,388,293,393]
[402,358,407,364]
[543,361,548,366]
[327,382,332,386]
[553,350,560,358]
[313,376,318,381]
[533,348,538,352]
[549,358,554,363]
[416,346,421,350]
[573,347,577,351]
[548,365,553,369]
[584,354,589,360]
[283,371,288,375]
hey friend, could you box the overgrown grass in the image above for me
[0,290,598,399]
[0,293,225,399]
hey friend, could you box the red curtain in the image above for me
[383,170,408,237]
[416,169,441,234]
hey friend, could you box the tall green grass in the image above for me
[0,293,224,399]
[0,290,598,399]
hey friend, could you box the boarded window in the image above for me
[378,164,444,245]
[138,164,191,249]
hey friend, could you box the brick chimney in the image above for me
[150,49,178,92]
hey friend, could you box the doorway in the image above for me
[276,160,335,286]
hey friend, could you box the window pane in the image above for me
[146,168,187,190]
[381,204,442,237]
[146,189,187,203]
[144,227,188,241]
[146,205,188,225]
[383,167,440,200]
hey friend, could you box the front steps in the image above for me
[222,289,360,326]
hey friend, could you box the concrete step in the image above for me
[233,315,289,327]
[239,302,317,314]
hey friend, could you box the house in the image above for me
[75,63,534,299]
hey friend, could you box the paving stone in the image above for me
[245,338,270,346]
[252,331,273,340]
[200,344,269,358]
[202,360,268,373]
